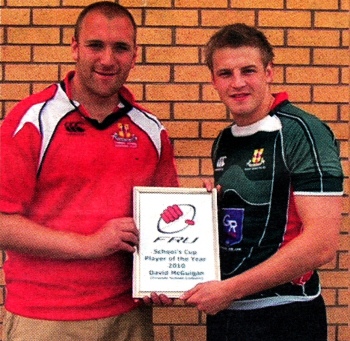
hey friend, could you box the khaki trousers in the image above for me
[3,306,154,341]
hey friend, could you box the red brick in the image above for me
[1,46,31,62]
[0,270,4,286]
[342,29,349,47]
[8,0,59,5]
[262,29,285,46]
[297,104,338,121]
[319,271,348,287]
[153,307,199,324]
[200,158,214,176]
[175,158,200,176]
[341,67,349,84]
[138,28,172,45]
[8,27,60,44]
[327,306,349,324]
[338,324,350,341]
[178,177,206,188]
[322,288,337,305]
[175,0,227,8]
[174,103,227,120]
[259,10,311,27]
[313,48,349,66]
[63,0,106,5]
[163,121,199,138]
[201,10,255,27]
[145,10,198,26]
[129,65,170,83]
[146,85,200,101]
[288,29,341,47]
[120,0,172,7]
[314,86,349,103]
[174,140,213,157]
[146,47,199,64]
[315,12,349,28]
[274,47,310,65]
[33,8,80,25]
[5,64,59,82]
[341,0,349,10]
[176,28,215,45]
[174,65,210,83]
[139,102,171,120]
[328,123,349,140]
[1,9,30,25]
[286,67,339,84]
[34,46,73,63]
[1,83,31,101]
[201,121,230,138]
[173,325,206,341]
[287,0,339,10]
[270,84,311,102]
[202,84,221,102]
[231,0,283,8]
[154,325,171,341]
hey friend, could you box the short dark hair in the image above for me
[74,1,137,43]
[205,23,274,71]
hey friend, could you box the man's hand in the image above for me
[180,280,233,315]
[203,178,222,203]
[88,217,139,258]
[141,292,174,306]
[0,213,139,260]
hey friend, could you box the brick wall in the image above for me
[0,0,349,340]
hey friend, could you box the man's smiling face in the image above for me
[71,10,137,101]
[211,46,274,126]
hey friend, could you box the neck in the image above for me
[71,76,119,123]
[235,93,275,127]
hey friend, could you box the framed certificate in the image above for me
[133,186,220,298]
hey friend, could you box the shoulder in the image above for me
[120,85,164,131]
[212,125,233,159]
[6,84,58,117]
[276,101,333,137]
[1,84,60,136]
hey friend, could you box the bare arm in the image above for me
[0,212,139,260]
[180,195,342,315]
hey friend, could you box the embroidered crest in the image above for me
[112,123,138,148]
[246,148,265,168]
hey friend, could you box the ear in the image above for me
[211,71,218,90]
[131,45,138,69]
[71,37,79,62]
[265,62,274,84]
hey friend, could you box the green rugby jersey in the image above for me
[212,92,343,310]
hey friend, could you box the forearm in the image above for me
[225,219,340,301]
[0,213,96,259]
[181,230,339,316]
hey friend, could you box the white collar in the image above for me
[231,115,281,137]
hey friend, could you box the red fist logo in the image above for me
[158,204,196,234]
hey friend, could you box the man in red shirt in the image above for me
[0,2,177,340]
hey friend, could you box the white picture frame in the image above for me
[133,186,220,298]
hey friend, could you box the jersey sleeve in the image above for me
[0,107,42,214]
[151,129,179,188]
[282,112,343,195]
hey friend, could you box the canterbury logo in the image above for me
[65,122,85,133]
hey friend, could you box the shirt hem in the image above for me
[228,290,321,311]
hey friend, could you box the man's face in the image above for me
[71,11,137,100]
[211,46,274,126]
